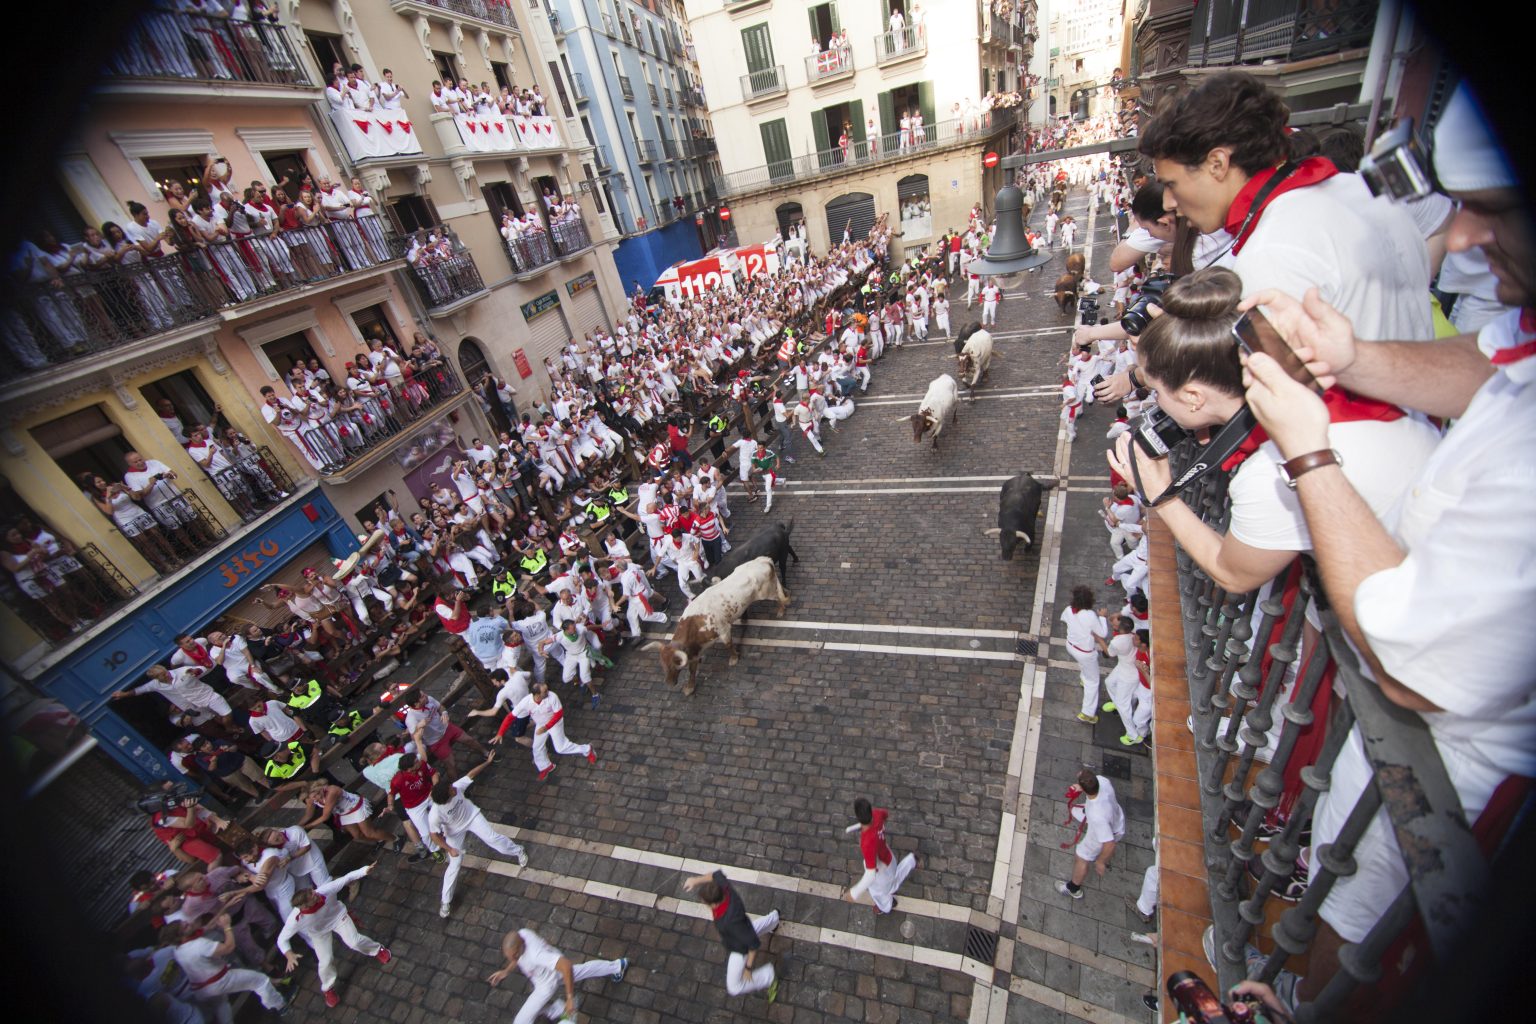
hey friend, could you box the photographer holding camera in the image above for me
[1104,268,1440,597]
[1091,71,1434,409]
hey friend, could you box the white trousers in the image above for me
[560,650,593,685]
[1132,683,1153,737]
[724,910,780,995]
[1136,864,1159,918]
[441,811,526,904]
[866,853,917,913]
[305,912,383,991]
[1108,526,1139,560]
[1068,645,1101,717]
[263,872,297,916]
[191,968,285,1023]
[626,596,667,637]
[532,720,591,771]
[1105,669,1143,740]
[935,313,951,336]
[981,300,998,325]
[1112,553,1148,598]
[404,800,441,853]
[515,958,625,1024]
[676,558,705,598]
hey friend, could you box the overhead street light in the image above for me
[968,185,1054,276]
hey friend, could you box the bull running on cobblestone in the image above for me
[645,555,790,696]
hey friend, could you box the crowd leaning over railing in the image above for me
[1045,71,1534,1021]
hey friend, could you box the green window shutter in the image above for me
[812,112,831,156]
[808,7,821,46]
[849,98,865,143]
[878,90,896,139]
[829,2,841,33]
[918,81,936,132]
[761,119,792,179]
[741,24,773,73]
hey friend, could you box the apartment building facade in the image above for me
[0,0,628,782]
[545,0,727,292]
[682,0,1035,257]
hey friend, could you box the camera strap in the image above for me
[1128,407,1258,507]
[1201,159,1327,267]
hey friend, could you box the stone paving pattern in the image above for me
[276,188,1159,1023]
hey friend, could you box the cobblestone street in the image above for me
[281,188,1156,1024]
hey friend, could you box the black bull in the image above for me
[986,473,1058,560]
[706,519,800,584]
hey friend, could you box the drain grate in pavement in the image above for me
[1100,753,1133,780]
[1016,637,1040,656]
[963,925,999,965]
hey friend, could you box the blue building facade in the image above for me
[33,490,355,783]
[548,0,724,290]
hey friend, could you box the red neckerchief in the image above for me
[1223,157,1339,255]
[710,890,731,920]
[299,895,327,915]
[181,643,213,668]
[1492,308,1536,365]
[1221,387,1405,472]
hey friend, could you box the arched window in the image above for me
[824,192,875,246]
[896,174,931,241]
[458,336,490,385]
[775,201,804,238]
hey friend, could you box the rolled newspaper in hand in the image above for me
[844,824,862,834]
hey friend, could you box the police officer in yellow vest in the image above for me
[287,678,341,736]
[327,709,364,738]
[490,569,519,602]
[261,740,307,780]
[517,545,548,578]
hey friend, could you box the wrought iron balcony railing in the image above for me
[805,46,855,85]
[550,218,592,257]
[740,65,787,102]
[396,0,519,32]
[1187,0,1377,68]
[3,541,139,650]
[108,7,311,87]
[293,359,464,476]
[1164,461,1493,1019]
[2,221,402,381]
[874,27,926,65]
[406,248,488,310]
[618,74,634,99]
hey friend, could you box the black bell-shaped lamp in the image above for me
[969,184,1054,275]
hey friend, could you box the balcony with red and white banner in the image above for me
[329,107,424,161]
[427,111,564,157]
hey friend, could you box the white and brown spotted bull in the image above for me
[899,373,960,448]
[645,556,790,696]
[954,323,997,400]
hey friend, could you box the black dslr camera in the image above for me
[1121,273,1174,336]
[1132,406,1189,459]
[1360,118,1435,203]
[1077,295,1100,319]
[1166,970,1281,1023]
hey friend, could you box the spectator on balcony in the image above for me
[260,385,325,471]
[447,78,473,114]
[342,68,373,110]
[316,178,370,270]
[183,196,251,303]
[11,233,89,357]
[888,7,905,38]
[123,450,216,548]
[1232,85,1536,1007]
[80,473,181,574]
[188,424,282,519]
[346,177,391,263]
[429,80,453,114]
[471,83,496,115]
[1105,268,1439,598]
[376,68,408,109]
[242,185,296,286]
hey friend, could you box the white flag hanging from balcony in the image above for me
[331,108,423,160]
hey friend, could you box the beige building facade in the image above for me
[682,0,1033,257]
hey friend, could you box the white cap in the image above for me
[1433,85,1518,193]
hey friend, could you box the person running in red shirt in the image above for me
[841,798,918,914]
[386,753,442,860]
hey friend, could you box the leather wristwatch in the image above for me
[1279,449,1342,489]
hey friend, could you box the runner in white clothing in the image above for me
[467,664,535,748]
[980,281,1002,326]
[278,865,391,1008]
[537,620,603,707]
[487,927,629,1024]
[427,754,528,918]
[494,681,596,781]
[1060,585,1109,723]
[614,555,667,640]
[167,915,289,1022]
[1057,771,1126,900]
[1100,617,1147,746]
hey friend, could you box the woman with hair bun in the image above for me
[1106,267,1439,595]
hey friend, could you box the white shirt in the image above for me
[1082,776,1126,845]
[250,699,301,743]
[404,696,449,746]
[131,667,219,711]
[172,936,230,985]
[512,690,565,729]
[427,776,482,836]
[124,459,181,507]
[1238,173,1431,343]
[279,824,325,877]
[1060,607,1106,654]
[489,668,532,712]
[512,928,567,990]
[277,867,371,950]
[1227,418,1440,552]
[1105,632,1139,685]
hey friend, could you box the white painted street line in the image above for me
[858,390,1059,409]
[638,630,1022,662]
[761,485,999,497]
[460,852,993,986]
[771,474,1014,485]
[859,383,1061,402]
[741,617,1025,640]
